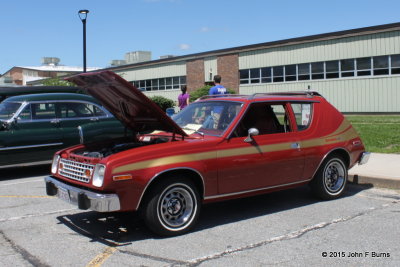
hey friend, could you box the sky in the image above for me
[1,0,400,74]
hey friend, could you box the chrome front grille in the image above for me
[59,158,94,183]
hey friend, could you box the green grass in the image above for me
[345,115,400,154]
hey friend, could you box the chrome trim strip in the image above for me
[45,176,120,212]
[0,160,52,169]
[135,167,206,210]
[310,148,351,179]
[78,126,84,144]
[0,142,63,151]
[204,179,312,200]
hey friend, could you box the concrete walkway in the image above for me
[348,153,400,190]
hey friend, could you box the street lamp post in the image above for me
[78,9,89,73]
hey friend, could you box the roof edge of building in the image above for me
[106,21,400,72]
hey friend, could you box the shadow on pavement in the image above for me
[0,165,51,181]
[56,183,372,246]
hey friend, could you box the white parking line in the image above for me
[0,208,77,222]
[0,179,43,187]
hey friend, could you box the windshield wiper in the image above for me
[182,127,204,137]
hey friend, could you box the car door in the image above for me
[217,102,305,194]
[56,101,123,146]
[0,102,63,166]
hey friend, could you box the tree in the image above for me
[149,95,175,111]
[189,85,236,102]
[41,77,77,87]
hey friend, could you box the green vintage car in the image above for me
[0,93,124,169]
[0,86,83,103]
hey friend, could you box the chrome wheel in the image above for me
[157,183,197,231]
[310,155,348,200]
[323,159,346,194]
[143,177,201,236]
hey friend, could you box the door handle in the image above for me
[50,119,60,124]
[291,143,300,149]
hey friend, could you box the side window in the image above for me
[32,103,56,120]
[93,105,107,116]
[291,103,312,131]
[234,103,290,137]
[58,102,102,118]
[18,104,32,121]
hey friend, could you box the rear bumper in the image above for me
[358,152,371,165]
[45,176,120,212]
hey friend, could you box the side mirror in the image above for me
[0,121,7,130]
[244,128,259,143]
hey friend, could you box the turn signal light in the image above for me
[112,174,132,181]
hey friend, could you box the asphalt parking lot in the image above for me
[1,165,399,267]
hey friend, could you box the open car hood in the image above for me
[67,71,187,137]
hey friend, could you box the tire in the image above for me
[142,176,201,236]
[310,156,348,200]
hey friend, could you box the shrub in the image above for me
[149,95,175,111]
[42,77,77,87]
[189,85,236,102]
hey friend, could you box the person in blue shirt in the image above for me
[204,75,227,128]
[209,75,227,95]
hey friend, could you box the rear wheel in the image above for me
[310,156,348,200]
[142,177,201,236]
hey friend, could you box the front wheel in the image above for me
[142,177,201,236]
[310,156,348,200]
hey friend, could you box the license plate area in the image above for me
[58,186,71,203]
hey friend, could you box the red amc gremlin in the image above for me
[45,71,369,236]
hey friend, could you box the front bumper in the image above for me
[45,176,121,212]
[358,152,371,165]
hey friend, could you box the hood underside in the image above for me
[67,71,187,137]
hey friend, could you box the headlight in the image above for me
[51,155,60,174]
[92,164,106,187]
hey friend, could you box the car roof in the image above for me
[3,93,99,103]
[0,86,83,97]
[198,91,324,103]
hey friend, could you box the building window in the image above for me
[311,62,324,80]
[239,69,249,84]
[392,54,400,74]
[373,56,389,75]
[238,54,397,87]
[180,76,186,85]
[326,61,339,79]
[173,77,180,89]
[273,66,284,82]
[261,67,271,83]
[356,57,371,76]
[159,78,166,90]
[131,76,186,91]
[145,80,152,91]
[250,68,260,83]
[285,65,297,81]
[298,63,310,80]
[139,80,146,91]
[165,77,172,89]
[341,59,355,77]
[151,79,158,91]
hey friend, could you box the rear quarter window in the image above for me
[291,103,312,131]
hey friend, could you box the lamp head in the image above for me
[78,9,89,21]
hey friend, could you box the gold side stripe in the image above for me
[113,151,216,174]
[112,121,358,174]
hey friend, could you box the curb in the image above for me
[348,174,400,190]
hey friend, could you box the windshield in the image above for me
[0,102,22,121]
[172,101,243,136]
